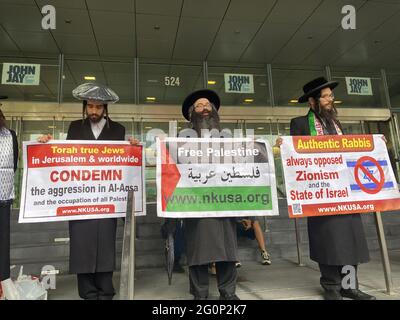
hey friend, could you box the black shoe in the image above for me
[219,294,240,300]
[173,263,185,273]
[323,290,343,300]
[340,289,376,300]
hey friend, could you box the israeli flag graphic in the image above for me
[346,159,395,192]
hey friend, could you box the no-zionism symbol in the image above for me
[354,156,385,194]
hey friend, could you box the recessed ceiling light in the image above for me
[259,83,267,87]
[208,80,216,85]
[244,99,254,103]
[48,126,56,129]
[146,97,156,101]
[145,126,152,129]
[334,100,343,104]
[84,76,96,80]
[257,127,264,130]
[289,99,298,103]
[147,79,159,83]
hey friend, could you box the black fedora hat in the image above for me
[298,77,338,103]
[0,95,8,100]
[182,89,220,121]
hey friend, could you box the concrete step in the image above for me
[9,256,126,277]
[136,223,164,238]
[12,215,397,239]
[9,259,71,277]
[11,230,70,245]
[10,238,400,277]
[10,220,69,232]
[10,221,400,255]
[11,243,70,261]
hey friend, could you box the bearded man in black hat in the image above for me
[0,96,20,299]
[181,89,239,300]
[38,83,138,300]
[289,77,375,300]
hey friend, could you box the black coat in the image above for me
[290,110,370,266]
[67,118,125,274]
[0,129,18,281]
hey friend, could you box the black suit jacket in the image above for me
[290,109,344,136]
[67,118,125,141]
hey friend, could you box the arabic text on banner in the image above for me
[280,134,400,218]
[156,137,279,218]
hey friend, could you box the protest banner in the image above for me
[281,134,400,217]
[156,137,279,218]
[19,140,145,223]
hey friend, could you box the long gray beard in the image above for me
[190,108,221,137]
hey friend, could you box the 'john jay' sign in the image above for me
[2,63,41,86]
[224,73,254,94]
[345,77,373,96]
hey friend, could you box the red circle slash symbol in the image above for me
[354,156,385,194]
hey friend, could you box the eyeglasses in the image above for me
[319,93,335,101]
[194,103,212,111]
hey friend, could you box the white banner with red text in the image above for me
[19,140,145,223]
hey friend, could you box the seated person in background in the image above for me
[236,217,271,266]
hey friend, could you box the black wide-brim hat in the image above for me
[298,77,339,103]
[182,89,220,121]
[0,95,8,100]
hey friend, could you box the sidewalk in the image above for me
[48,250,400,300]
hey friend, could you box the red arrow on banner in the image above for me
[161,142,181,211]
